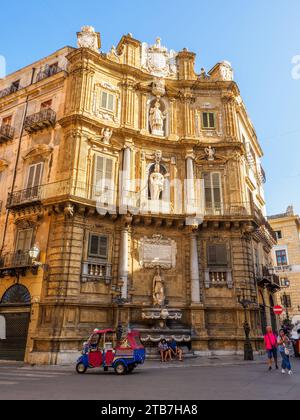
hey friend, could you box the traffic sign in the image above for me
[273,305,283,315]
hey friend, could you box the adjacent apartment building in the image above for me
[0,26,279,364]
[269,206,300,320]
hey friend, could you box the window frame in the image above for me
[99,90,116,113]
[15,228,33,253]
[202,112,216,130]
[275,249,288,267]
[88,233,109,260]
[203,171,223,214]
[207,243,229,268]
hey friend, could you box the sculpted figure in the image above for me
[153,268,165,307]
[149,100,166,135]
[149,164,166,201]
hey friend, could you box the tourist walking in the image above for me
[264,326,278,371]
[278,329,293,375]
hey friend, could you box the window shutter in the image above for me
[101,91,108,109]
[107,94,114,111]
[16,229,33,252]
[208,244,228,267]
[209,113,215,128]
[203,173,212,208]
[27,166,35,189]
[203,113,209,128]
[89,234,108,259]
[212,173,221,209]
[99,236,108,258]
[89,235,100,256]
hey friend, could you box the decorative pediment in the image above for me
[0,158,9,172]
[22,145,53,162]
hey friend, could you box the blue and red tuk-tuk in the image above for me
[76,328,145,375]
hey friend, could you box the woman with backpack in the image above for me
[278,329,293,375]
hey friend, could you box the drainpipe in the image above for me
[0,67,36,254]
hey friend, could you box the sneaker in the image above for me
[288,371,293,376]
[282,369,286,374]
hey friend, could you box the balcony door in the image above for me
[203,172,222,215]
[14,228,33,266]
[93,155,115,205]
[25,162,43,201]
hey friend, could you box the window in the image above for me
[2,115,12,126]
[11,80,20,92]
[88,234,108,259]
[48,62,59,76]
[26,162,43,190]
[276,250,288,266]
[281,294,292,309]
[93,155,114,201]
[15,229,33,252]
[100,91,115,112]
[40,100,52,110]
[203,172,222,213]
[280,278,290,288]
[275,231,282,240]
[207,244,228,267]
[202,112,216,129]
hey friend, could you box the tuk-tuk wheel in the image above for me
[76,363,87,374]
[114,362,127,375]
[104,367,109,372]
[127,365,135,374]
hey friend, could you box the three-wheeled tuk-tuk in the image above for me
[76,329,145,375]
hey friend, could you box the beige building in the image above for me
[269,206,300,320]
[0,27,279,364]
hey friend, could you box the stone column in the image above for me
[119,227,129,300]
[186,155,196,214]
[121,144,132,208]
[190,233,201,304]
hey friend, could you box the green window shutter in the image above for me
[209,113,215,128]
[202,113,209,128]
[101,91,108,109]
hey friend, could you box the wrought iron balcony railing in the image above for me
[256,266,281,290]
[0,83,22,99]
[7,186,42,208]
[0,251,33,271]
[24,108,56,133]
[204,202,252,217]
[36,65,64,82]
[0,124,15,143]
[81,261,112,284]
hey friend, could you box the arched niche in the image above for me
[147,96,169,137]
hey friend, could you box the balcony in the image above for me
[0,251,34,277]
[205,202,252,218]
[0,124,15,143]
[24,108,56,133]
[7,186,42,209]
[256,266,281,291]
[36,65,64,83]
[204,268,233,289]
[81,261,112,284]
[0,83,22,99]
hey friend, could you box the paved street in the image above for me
[0,358,299,400]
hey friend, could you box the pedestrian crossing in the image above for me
[0,365,71,387]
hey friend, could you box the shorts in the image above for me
[267,348,277,360]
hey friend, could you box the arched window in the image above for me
[1,285,31,305]
[0,315,6,339]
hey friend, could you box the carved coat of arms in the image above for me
[141,38,177,78]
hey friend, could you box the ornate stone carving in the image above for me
[205,146,216,161]
[138,235,177,270]
[219,61,234,81]
[77,26,101,51]
[101,127,113,145]
[141,38,178,78]
[152,78,166,97]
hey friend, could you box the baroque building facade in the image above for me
[269,207,300,321]
[0,27,280,363]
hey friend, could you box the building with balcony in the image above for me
[0,27,278,364]
[268,206,300,320]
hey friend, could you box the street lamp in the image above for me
[238,289,254,361]
[29,245,41,265]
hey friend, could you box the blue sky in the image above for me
[0,0,299,215]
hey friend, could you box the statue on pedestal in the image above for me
[149,164,167,201]
[149,100,166,136]
[153,267,165,307]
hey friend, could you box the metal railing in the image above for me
[36,65,64,82]
[7,186,42,208]
[0,124,15,141]
[0,251,33,269]
[24,108,56,132]
[0,84,22,99]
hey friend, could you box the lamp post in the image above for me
[238,289,254,361]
